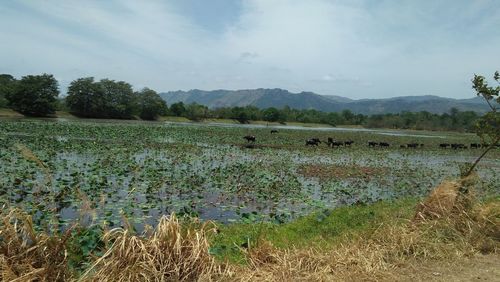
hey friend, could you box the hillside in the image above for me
[160,89,489,115]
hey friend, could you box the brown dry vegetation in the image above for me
[0,176,498,281]
[298,164,387,181]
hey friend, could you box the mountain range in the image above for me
[159,88,489,115]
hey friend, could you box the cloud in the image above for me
[0,0,499,99]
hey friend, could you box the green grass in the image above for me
[210,198,419,263]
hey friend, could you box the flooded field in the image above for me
[0,119,498,231]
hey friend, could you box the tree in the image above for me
[262,107,283,123]
[99,79,137,119]
[0,74,16,108]
[230,107,250,123]
[136,88,167,120]
[170,102,186,117]
[6,73,59,116]
[66,77,137,119]
[464,71,500,176]
[185,103,208,121]
[66,77,101,117]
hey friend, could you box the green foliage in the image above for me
[472,71,500,145]
[136,88,167,120]
[5,73,59,116]
[185,102,209,121]
[66,77,138,119]
[211,198,418,262]
[0,74,16,108]
[169,101,187,117]
[66,77,102,117]
[262,107,286,123]
[68,226,105,271]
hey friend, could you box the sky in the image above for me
[0,0,499,99]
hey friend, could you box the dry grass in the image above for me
[230,176,499,281]
[0,176,497,281]
[80,213,231,282]
[0,209,74,282]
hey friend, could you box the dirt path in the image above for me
[394,254,500,281]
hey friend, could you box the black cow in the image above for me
[439,143,450,149]
[470,143,481,149]
[327,137,334,145]
[379,142,390,147]
[270,130,279,134]
[407,143,418,149]
[344,140,354,146]
[368,141,378,147]
[306,138,320,146]
[330,141,343,148]
[243,135,256,142]
[451,143,466,149]
[400,145,406,148]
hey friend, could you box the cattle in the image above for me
[470,143,481,149]
[327,137,334,145]
[400,145,406,148]
[344,140,354,146]
[330,141,343,148]
[439,143,450,149]
[379,142,390,147]
[368,141,378,147]
[451,143,466,149]
[406,143,418,149]
[243,135,256,142]
[306,138,321,146]
[270,130,279,134]
[420,144,424,148]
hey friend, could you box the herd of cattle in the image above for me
[243,131,499,150]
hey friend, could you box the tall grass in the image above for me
[0,176,498,281]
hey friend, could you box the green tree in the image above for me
[66,77,137,119]
[230,106,250,123]
[66,77,102,117]
[136,88,167,120]
[170,102,186,117]
[464,71,500,176]
[99,79,136,119]
[6,73,59,116]
[0,74,17,108]
[262,107,284,123]
[185,103,208,121]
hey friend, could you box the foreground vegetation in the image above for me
[1,178,498,281]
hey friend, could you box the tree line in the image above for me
[0,73,481,131]
[0,73,167,120]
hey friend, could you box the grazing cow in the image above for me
[330,141,343,148]
[243,135,256,143]
[379,142,390,147]
[344,140,354,146]
[270,130,279,134]
[306,138,320,146]
[407,143,418,149]
[451,143,466,149]
[368,141,378,147]
[439,143,450,149]
[327,137,334,146]
[420,144,424,148]
[470,143,481,149]
[400,145,406,148]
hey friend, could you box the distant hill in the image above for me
[159,89,489,115]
